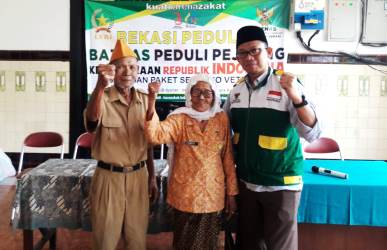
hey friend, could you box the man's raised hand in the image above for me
[97,64,116,88]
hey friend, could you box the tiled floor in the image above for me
[0,183,227,250]
[0,184,176,250]
[4,179,387,250]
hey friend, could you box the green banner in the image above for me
[85,0,290,102]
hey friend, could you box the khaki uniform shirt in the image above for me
[145,112,238,213]
[84,86,149,167]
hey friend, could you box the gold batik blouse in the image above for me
[145,111,238,213]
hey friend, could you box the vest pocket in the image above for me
[258,135,287,150]
[283,175,302,184]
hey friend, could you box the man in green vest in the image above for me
[223,26,322,250]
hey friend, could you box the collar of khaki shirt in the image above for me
[107,85,143,106]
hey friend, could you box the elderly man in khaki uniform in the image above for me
[84,40,158,250]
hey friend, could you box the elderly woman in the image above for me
[145,74,238,250]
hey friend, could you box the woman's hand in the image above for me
[225,195,237,220]
[148,81,161,100]
[146,81,161,121]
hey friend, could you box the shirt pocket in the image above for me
[101,116,123,141]
[258,135,288,150]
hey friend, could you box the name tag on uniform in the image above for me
[185,141,199,146]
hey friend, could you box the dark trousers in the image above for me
[236,182,301,250]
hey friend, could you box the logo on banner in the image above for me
[256,7,274,27]
[174,11,197,28]
[266,90,282,102]
[91,8,115,36]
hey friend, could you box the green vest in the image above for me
[231,106,303,186]
[227,69,306,186]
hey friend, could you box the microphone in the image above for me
[311,166,348,179]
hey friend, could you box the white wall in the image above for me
[0,61,70,152]
[287,63,387,160]
[0,0,70,50]
[284,29,387,55]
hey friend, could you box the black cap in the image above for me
[236,26,268,48]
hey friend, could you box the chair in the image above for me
[12,131,64,237]
[72,132,94,159]
[154,144,169,198]
[17,132,64,174]
[149,144,170,233]
[154,144,169,177]
[303,137,343,160]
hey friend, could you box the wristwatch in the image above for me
[293,94,308,108]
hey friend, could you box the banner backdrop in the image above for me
[85,0,290,101]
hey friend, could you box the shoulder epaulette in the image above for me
[136,88,148,95]
[234,76,246,87]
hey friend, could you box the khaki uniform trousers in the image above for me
[90,166,149,250]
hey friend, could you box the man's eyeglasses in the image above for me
[236,47,266,58]
[191,88,214,98]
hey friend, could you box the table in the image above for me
[12,158,168,250]
[13,159,387,249]
[299,159,387,227]
[298,159,387,250]
[12,159,95,250]
[12,159,95,232]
